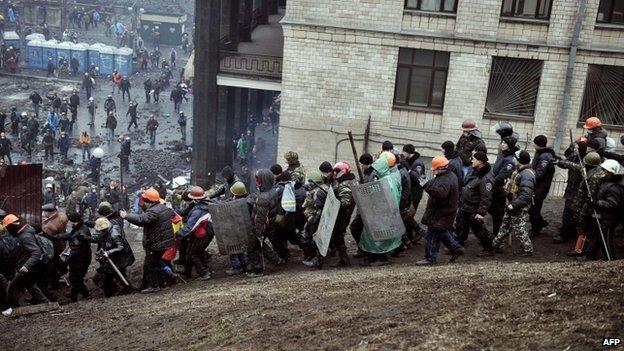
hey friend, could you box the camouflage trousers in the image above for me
[492,208,533,253]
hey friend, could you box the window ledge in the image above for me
[393,105,444,114]
[483,112,535,122]
[577,121,624,131]
[595,23,624,31]
[499,16,550,25]
[403,9,457,19]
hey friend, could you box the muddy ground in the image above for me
[1,198,623,350]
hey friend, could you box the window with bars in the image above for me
[484,57,543,119]
[580,65,624,126]
[404,0,457,13]
[597,0,624,24]
[393,48,450,110]
[501,0,553,20]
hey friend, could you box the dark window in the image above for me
[405,0,457,13]
[580,65,624,126]
[484,57,543,118]
[597,0,624,24]
[501,0,553,20]
[394,48,450,109]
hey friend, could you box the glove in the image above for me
[18,266,29,274]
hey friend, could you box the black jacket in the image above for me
[14,225,42,272]
[69,94,80,108]
[532,148,556,200]
[59,222,92,266]
[492,148,518,195]
[125,203,175,251]
[0,137,11,155]
[248,169,278,238]
[456,131,487,166]
[510,165,535,211]
[93,225,134,269]
[460,163,493,215]
[0,234,19,279]
[445,150,464,189]
[594,177,624,226]
[422,169,459,230]
[398,166,412,211]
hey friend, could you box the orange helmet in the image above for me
[431,155,450,171]
[142,188,161,203]
[583,117,602,129]
[380,151,397,167]
[2,214,19,227]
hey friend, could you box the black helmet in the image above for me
[495,122,514,139]
[502,132,519,148]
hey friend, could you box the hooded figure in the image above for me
[246,169,282,276]
[358,153,403,257]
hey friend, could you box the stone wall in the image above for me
[279,0,624,168]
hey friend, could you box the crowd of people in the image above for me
[1,114,623,315]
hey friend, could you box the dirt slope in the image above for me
[1,259,622,351]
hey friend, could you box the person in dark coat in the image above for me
[581,160,624,261]
[0,131,12,165]
[442,140,464,190]
[120,77,131,102]
[144,78,152,103]
[554,140,587,243]
[455,151,494,255]
[2,215,49,308]
[58,213,92,302]
[455,119,487,178]
[176,186,213,280]
[126,100,139,130]
[529,135,556,235]
[492,151,536,256]
[120,188,176,293]
[29,91,43,117]
[246,169,282,276]
[417,156,464,265]
[488,134,519,238]
[91,217,134,297]
[57,131,71,159]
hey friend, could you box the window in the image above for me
[597,0,624,24]
[394,48,450,110]
[404,0,457,13]
[501,0,553,20]
[484,57,543,118]
[580,65,624,126]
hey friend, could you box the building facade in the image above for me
[278,0,624,169]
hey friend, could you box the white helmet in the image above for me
[21,112,27,117]
[600,159,623,175]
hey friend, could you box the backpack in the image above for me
[35,234,55,264]
[281,181,297,213]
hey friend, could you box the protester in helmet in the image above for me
[176,186,213,280]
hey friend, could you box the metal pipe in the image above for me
[554,0,587,153]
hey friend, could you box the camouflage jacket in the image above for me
[332,174,357,234]
[572,166,608,226]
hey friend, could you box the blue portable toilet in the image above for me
[26,39,44,68]
[98,45,116,76]
[41,40,58,67]
[71,43,88,74]
[115,47,134,76]
[56,41,72,65]
[88,43,103,70]
[3,31,21,50]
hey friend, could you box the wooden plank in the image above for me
[10,302,60,318]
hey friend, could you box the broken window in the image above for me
[501,0,553,20]
[597,0,624,24]
[484,57,543,119]
[394,49,450,110]
[580,64,624,126]
[404,0,457,13]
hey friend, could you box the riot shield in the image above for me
[313,188,340,257]
[351,179,405,241]
[207,199,253,255]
